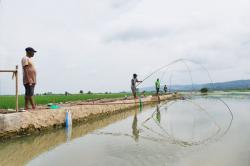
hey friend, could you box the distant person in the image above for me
[164,85,168,93]
[141,91,146,98]
[155,78,160,95]
[131,74,142,99]
[22,47,37,110]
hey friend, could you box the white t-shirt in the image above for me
[21,56,36,84]
[131,78,138,88]
[22,56,34,67]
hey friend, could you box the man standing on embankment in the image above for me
[164,85,168,93]
[155,78,161,102]
[155,78,160,95]
[21,47,37,110]
[131,74,142,99]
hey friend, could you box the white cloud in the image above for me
[0,0,250,94]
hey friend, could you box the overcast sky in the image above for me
[0,0,250,94]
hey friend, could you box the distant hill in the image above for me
[141,79,250,92]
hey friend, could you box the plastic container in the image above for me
[65,111,72,128]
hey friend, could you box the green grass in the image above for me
[0,93,131,109]
[224,89,250,92]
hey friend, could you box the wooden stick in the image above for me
[0,70,17,72]
[15,65,19,112]
[0,66,19,112]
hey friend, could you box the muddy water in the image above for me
[0,95,250,166]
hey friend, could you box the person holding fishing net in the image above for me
[131,74,142,99]
[22,47,37,111]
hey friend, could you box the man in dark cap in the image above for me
[131,74,142,99]
[21,47,37,110]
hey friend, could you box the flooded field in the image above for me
[0,94,250,166]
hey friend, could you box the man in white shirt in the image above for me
[21,47,37,110]
[131,74,142,99]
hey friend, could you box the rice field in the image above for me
[0,93,131,109]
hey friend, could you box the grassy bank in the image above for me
[0,93,131,109]
[223,89,250,92]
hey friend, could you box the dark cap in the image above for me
[25,47,37,53]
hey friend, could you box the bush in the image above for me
[200,88,208,93]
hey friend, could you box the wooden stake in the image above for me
[0,66,19,112]
[15,65,19,112]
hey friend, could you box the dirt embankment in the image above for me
[0,94,180,140]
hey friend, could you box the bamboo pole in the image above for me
[0,66,19,112]
[0,70,17,72]
[15,65,18,112]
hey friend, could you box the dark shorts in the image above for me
[156,88,160,93]
[24,84,35,96]
[131,86,136,95]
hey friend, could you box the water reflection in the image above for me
[0,108,138,166]
[26,97,249,166]
[92,97,233,147]
[155,105,161,123]
[65,126,72,142]
[142,97,234,146]
[132,111,139,142]
[0,97,241,166]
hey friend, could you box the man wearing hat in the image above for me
[21,47,37,110]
